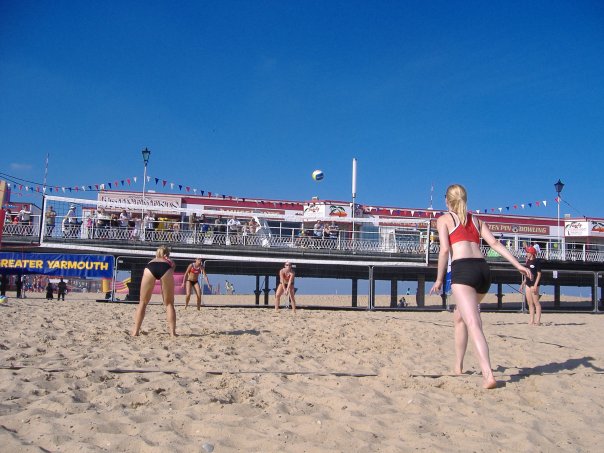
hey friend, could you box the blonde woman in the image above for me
[430,184,531,389]
[131,245,176,337]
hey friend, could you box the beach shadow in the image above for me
[497,356,604,384]
[221,329,263,336]
[493,334,579,350]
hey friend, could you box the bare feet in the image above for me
[454,366,463,375]
[483,374,497,389]
[131,330,139,337]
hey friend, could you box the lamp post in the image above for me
[141,148,151,239]
[554,179,564,257]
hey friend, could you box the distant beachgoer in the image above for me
[131,245,176,337]
[430,184,531,389]
[15,275,23,299]
[0,274,8,296]
[275,261,296,312]
[182,257,209,309]
[57,278,67,301]
[45,281,54,300]
[523,246,542,325]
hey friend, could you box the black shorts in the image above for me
[451,258,491,294]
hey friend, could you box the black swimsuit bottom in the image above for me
[450,258,491,294]
[146,261,172,280]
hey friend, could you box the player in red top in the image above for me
[430,184,531,389]
[182,257,209,310]
[275,261,296,312]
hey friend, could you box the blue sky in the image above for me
[1,0,603,219]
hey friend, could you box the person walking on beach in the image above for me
[57,278,67,301]
[523,245,542,325]
[131,245,177,337]
[275,261,296,312]
[45,281,54,300]
[430,184,532,389]
[182,257,209,309]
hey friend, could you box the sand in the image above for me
[1,293,603,452]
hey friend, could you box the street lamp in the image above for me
[554,179,564,256]
[141,148,151,238]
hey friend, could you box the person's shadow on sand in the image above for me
[497,356,604,384]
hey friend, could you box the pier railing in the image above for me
[4,198,604,263]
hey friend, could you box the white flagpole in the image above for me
[351,158,357,243]
[43,153,49,194]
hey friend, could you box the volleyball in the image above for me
[0,295,7,304]
[312,170,324,181]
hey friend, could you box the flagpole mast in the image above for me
[351,158,357,244]
[43,153,49,194]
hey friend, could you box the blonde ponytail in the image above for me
[155,245,171,259]
[446,184,468,226]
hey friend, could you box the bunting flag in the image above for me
[2,172,563,220]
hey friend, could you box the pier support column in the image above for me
[254,275,261,305]
[390,279,397,308]
[351,278,358,307]
[599,274,604,312]
[440,292,447,309]
[417,274,425,307]
[368,267,375,310]
[497,283,504,309]
[263,275,270,306]
[554,283,561,308]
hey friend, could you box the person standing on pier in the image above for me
[430,184,532,389]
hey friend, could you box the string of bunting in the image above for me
[1,175,301,207]
[341,197,558,218]
[2,176,560,215]
[5,177,139,194]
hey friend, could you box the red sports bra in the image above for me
[189,263,202,275]
[448,212,481,245]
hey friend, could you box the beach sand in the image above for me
[1,294,603,452]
